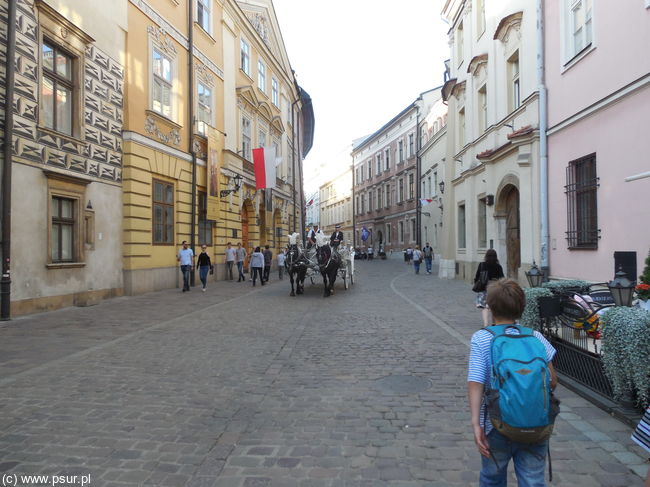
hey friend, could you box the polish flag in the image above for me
[305,198,314,208]
[253,146,276,189]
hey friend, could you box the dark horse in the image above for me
[316,243,341,297]
[286,243,308,296]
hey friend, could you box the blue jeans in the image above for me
[180,265,192,291]
[237,261,245,281]
[425,256,432,273]
[199,265,210,289]
[480,430,548,487]
[413,260,421,274]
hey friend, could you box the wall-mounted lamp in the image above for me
[439,181,445,194]
[86,200,93,210]
[485,194,495,206]
[220,173,243,198]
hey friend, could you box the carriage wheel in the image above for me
[342,269,349,290]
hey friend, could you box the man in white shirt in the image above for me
[177,240,194,292]
[225,242,236,280]
[277,249,286,280]
[236,243,247,282]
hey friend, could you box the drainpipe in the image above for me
[415,104,421,247]
[291,98,300,235]
[351,158,356,249]
[188,1,197,286]
[537,0,550,278]
[1,0,16,320]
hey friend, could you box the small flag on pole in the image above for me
[420,198,434,206]
[305,198,314,208]
[253,146,277,189]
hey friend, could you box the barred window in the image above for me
[566,153,599,249]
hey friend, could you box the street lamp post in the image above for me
[525,261,545,288]
[607,266,635,307]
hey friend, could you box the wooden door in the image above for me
[505,188,520,279]
[242,206,249,271]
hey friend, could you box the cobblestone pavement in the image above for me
[0,256,647,486]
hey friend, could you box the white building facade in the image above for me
[441,0,542,283]
[319,167,353,244]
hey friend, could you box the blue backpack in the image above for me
[484,325,560,444]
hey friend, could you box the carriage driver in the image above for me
[330,225,344,249]
[307,224,323,249]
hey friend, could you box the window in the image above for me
[376,154,381,175]
[508,50,520,112]
[355,196,359,215]
[566,153,599,248]
[152,48,173,118]
[398,140,404,163]
[411,219,416,242]
[258,129,266,148]
[197,0,211,34]
[398,178,404,203]
[197,82,212,135]
[386,223,391,244]
[258,60,266,92]
[198,192,213,245]
[51,196,75,262]
[399,221,404,243]
[384,149,390,170]
[241,116,251,160]
[477,0,486,37]
[409,134,414,157]
[458,203,466,248]
[478,197,487,248]
[361,193,365,213]
[240,38,250,75]
[385,184,390,207]
[271,78,279,106]
[478,84,487,133]
[433,172,438,196]
[153,180,174,245]
[456,21,464,67]
[42,41,74,135]
[568,0,593,60]
[367,161,372,180]
[428,176,432,197]
[408,173,414,200]
[377,186,382,208]
[422,181,426,199]
[458,107,465,150]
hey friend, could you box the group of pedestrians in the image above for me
[408,243,434,275]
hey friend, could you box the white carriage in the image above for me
[304,234,355,289]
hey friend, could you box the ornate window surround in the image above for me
[148,25,179,124]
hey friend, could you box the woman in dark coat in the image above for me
[474,248,504,327]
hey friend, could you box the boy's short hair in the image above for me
[486,278,526,320]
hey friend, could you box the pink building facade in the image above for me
[545,1,650,282]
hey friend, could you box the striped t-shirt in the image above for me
[467,325,557,434]
[632,407,650,454]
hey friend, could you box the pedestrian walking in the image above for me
[225,242,236,280]
[468,279,558,487]
[263,245,273,282]
[176,240,194,292]
[250,246,265,286]
[422,242,434,274]
[367,246,374,260]
[406,246,413,264]
[236,242,247,282]
[632,407,650,486]
[277,248,286,280]
[196,245,212,291]
[412,246,422,274]
[474,249,505,327]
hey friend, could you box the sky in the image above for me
[271,0,451,194]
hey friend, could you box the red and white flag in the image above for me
[305,198,314,208]
[253,146,277,190]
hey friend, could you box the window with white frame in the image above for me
[377,186,382,208]
[476,0,486,37]
[197,81,212,135]
[458,203,466,248]
[240,38,250,75]
[409,134,414,157]
[398,178,404,202]
[376,154,381,175]
[478,84,487,133]
[258,60,266,92]
[355,195,359,215]
[398,140,404,162]
[361,193,365,213]
[456,21,464,67]
[367,161,372,180]
[368,190,373,212]
[385,184,390,207]
[152,48,173,118]
[408,173,414,200]
[508,50,520,112]
[567,0,593,61]
[271,78,279,106]
[258,128,266,148]
[197,0,212,34]
[384,148,390,170]
[241,116,251,159]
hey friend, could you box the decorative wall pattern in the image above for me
[9,0,124,184]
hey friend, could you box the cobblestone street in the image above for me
[0,256,647,486]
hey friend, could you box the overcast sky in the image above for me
[271,0,451,193]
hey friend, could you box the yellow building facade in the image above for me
[122,0,311,294]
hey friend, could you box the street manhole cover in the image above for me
[374,375,432,394]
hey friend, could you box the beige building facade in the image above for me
[319,166,353,245]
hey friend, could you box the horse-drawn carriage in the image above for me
[285,233,354,297]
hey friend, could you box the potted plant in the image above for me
[521,287,554,331]
[541,279,590,295]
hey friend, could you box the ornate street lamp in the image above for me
[607,266,635,307]
[220,173,243,198]
[525,260,544,288]
[439,180,445,194]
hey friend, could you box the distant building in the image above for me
[305,191,320,229]
[320,166,353,245]
[352,88,441,252]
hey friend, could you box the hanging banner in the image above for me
[361,226,370,241]
[207,127,224,221]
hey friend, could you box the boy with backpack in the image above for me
[468,278,559,486]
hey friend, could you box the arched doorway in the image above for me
[504,186,521,279]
